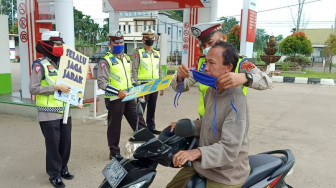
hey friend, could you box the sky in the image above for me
[73,0,336,37]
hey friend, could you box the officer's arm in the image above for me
[97,59,120,95]
[239,60,273,90]
[29,63,54,95]
[131,51,140,84]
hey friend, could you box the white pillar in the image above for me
[55,0,75,48]
[109,10,120,32]
[240,0,257,58]
[159,33,168,76]
[0,15,12,95]
[210,0,218,22]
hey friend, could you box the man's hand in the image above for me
[217,73,248,90]
[118,90,127,99]
[169,122,176,132]
[54,84,71,93]
[160,90,164,96]
[173,149,202,168]
[177,64,190,82]
[77,105,84,109]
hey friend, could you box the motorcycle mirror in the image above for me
[175,119,196,137]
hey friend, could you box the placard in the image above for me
[122,75,174,102]
[54,45,89,106]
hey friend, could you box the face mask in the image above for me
[113,44,124,54]
[40,41,64,57]
[52,46,64,57]
[144,39,154,46]
[203,46,211,56]
[191,70,217,88]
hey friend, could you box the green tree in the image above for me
[74,8,100,47]
[166,10,183,22]
[253,28,269,51]
[98,18,109,43]
[279,31,313,56]
[1,0,17,31]
[218,16,239,34]
[323,34,336,73]
[227,25,240,51]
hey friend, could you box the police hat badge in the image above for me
[190,27,201,38]
[115,31,122,38]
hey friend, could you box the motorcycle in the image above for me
[99,102,295,188]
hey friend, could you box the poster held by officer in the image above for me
[54,45,89,106]
[122,75,174,102]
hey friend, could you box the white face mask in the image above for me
[203,46,211,56]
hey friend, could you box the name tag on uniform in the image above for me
[110,57,119,65]
[142,52,148,58]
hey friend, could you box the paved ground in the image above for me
[1,83,336,188]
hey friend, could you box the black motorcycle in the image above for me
[99,102,294,188]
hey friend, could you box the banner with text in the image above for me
[54,45,89,106]
[122,75,174,102]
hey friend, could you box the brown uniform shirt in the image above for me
[29,58,64,122]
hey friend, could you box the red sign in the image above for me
[20,31,28,43]
[19,17,27,29]
[18,3,26,15]
[183,44,188,50]
[108,0,204,11]
[184,22,190,29]
[183,37,189,43]
[184,30,189,36]
[246,9,257,42]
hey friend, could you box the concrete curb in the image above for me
[272,76,335,86]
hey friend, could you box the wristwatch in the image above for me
[243,73,253,87]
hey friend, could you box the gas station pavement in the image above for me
[1,83,336,187]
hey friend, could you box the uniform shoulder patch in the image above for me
[240,60,256,72]
[33,64,42,74]
[133,53,139,59]
[100,61,107,69]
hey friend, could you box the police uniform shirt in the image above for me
[29,58,65,122]
[131,49,162,84]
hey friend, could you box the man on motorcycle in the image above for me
[171,21,272,119]
[167,41,250,188]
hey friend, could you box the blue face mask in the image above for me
[191,70,217,88]
[113,44,124,54]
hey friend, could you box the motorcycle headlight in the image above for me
[128,180,147,188]
[125,141,145,159]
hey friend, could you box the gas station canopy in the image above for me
[107,0,205,11]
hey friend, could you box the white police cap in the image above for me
[108,30,124,43]
[190,21,223,39]
[142,29,156,35]
[41,31,64,44]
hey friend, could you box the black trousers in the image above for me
[105,98,146,155]
[141,91,158,130]
[39,117,72,179]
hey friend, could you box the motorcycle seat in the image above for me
[242,154,283,188]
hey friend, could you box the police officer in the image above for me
[171,21,273,119]
[29,31,77,188]
[97,30,146,160]
[132,29,163,135]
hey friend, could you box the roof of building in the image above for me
[302,28,336,45]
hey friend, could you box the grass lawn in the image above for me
[280,70,336,79]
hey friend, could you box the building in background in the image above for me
[303,28,336,64]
